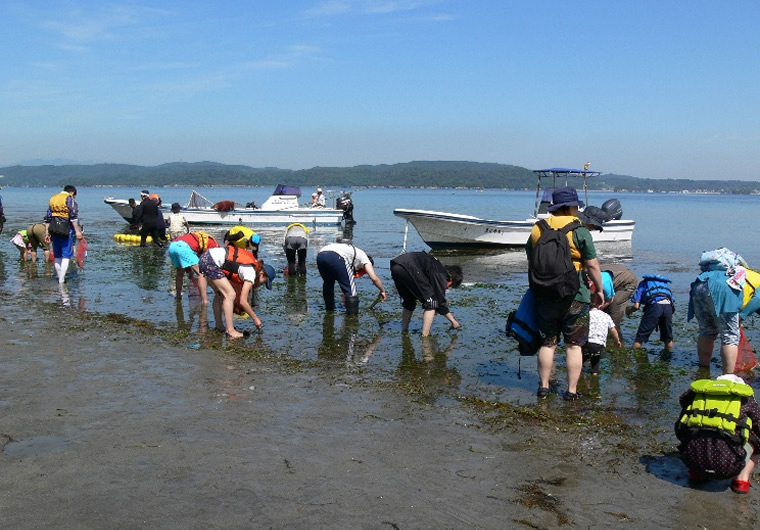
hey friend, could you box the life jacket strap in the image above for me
[681,408,749,443]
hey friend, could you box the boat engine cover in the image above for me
[601,198,623,220]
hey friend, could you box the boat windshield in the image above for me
[273,184,302,197]
[531,168,601,217]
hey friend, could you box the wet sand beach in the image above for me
[2,298,759,529]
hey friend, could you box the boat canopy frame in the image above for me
[531,168,601,217]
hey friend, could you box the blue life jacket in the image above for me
[507,288,541,356]
[640,274,673,306]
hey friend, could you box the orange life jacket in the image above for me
[222,246,259,284]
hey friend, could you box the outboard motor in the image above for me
[336,192,355,224]
[601,198,623,220]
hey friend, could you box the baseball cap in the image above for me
[262,264,275,290]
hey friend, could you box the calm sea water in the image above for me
[2,186,759,423]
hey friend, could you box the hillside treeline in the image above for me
[1,161,759,194]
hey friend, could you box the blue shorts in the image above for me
[51,232,75,259]
[691,281,740,345]
[168,241,200,269]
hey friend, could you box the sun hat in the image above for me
[717,374,745,385]
[317,188,323,193]
[262,264,275,290]
[548,186,585,212]
[577,208,607,232]
[171,202,181,213]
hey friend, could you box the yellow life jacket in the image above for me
[744,268,760,308]
[285,223,309,236]
[192,232,216,253]
[679,379,754,444]
[49,191,70,218]
[529,215,582,270]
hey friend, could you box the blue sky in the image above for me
[2,1,759,180]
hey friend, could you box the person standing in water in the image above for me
[45,185,83,284]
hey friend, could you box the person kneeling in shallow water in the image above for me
[199,233,274,338]
[676,374,760,494]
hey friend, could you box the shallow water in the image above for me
[1,186,759,434]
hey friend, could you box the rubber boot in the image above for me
[345,296,359,315]
[325,297,335,311]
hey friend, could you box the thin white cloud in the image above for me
[306,0,440,17]
[40,4,173,49]
[244,44,323,71]
[306,0,353,17]
[129,62,200,72]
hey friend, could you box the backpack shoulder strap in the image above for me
[560,220,581,234]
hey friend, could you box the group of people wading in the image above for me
[8,184,760,496]
[515,185,760,495]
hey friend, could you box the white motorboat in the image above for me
[394,168,635,250]
[105,185,354,227]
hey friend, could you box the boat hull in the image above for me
[394,208,635,249]
[104,198,344,226]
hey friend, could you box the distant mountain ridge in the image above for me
[1,161,758,194]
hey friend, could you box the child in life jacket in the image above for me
[676,374,760,494]
[198,228,274,338]
[10,229,31,260]
[626,274,675,353]
[583,271,621,374]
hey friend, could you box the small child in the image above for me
[676,374,760,494]
[626,274,675,353]
[10,229,31,260]
[168,202,189,240]
[583,307,622,374]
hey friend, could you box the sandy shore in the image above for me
[1,303,759,529]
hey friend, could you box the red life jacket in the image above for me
[177,232,218,255]
[222,246,259,284]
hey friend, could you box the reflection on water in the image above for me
[397,334,461,400]
[284,276,309,326]
[175,297,209,335]
[129,247,169,291]
[317,311,383,367]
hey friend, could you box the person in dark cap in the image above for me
[526,186,604,401]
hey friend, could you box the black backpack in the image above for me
[528,219,581,299]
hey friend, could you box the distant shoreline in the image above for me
[2,160,759,193]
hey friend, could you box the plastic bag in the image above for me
[735,326,758,374]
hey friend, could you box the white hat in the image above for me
[717,374,745,384]
[317,188,322,193]
[312,192,318,197]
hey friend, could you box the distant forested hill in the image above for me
[1,161,759,193]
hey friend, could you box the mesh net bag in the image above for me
[735,326,759,374]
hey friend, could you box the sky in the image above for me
[2,1,759,180]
